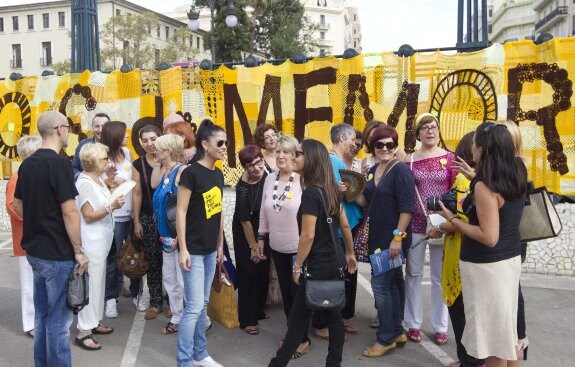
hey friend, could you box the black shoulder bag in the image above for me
[304,187,346,311]
[165,164,183,238]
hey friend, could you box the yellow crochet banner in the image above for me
[1,38,575,194]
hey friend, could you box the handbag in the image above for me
[207,262,240,328]
[304,188,346,311]
[140,157,156,227]
[353,159,399,262]
[519,185,562,242]
[165,164,184,238]
[117,224,149,279]
[67,263,90,315]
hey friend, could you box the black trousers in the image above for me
[268,279,344,367]
[235,240,271,328]
[271,249,309,343]
[448,293,482,367]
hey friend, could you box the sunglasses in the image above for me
[374,141,396,150]
[216,140,229,148]
[295,150,304,158]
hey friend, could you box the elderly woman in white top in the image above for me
[74,143,124,350]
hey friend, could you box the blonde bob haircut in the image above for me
[155,134,185,162]
[276,135,299,156]
[497,120,523,157]
[80,142,109,173]
[16,135,42,159]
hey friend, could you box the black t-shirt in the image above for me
[460,186,525,263]
[15,149,79,261]
[133,156,155,215]
[363,162,414,254]
[179,162,224,255]
[297,186,342,280]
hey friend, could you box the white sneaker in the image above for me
[193,356,223,367]
[205,315,212,332]
[105,299,118,318]
[132,296,148,312]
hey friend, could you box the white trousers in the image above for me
[77,251,107,331]
[163,250,184,324]
[404,232,449,332]
[19,256,35,332]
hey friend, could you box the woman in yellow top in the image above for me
[429,132,482,367]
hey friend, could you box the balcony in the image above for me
[316,38,333,47]
[535,6,568,31]
[40,57,52,67]
[533,0,553,11]
[10,59,22,68]
[318,22,330,30]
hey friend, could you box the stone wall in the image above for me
[2,182,573,277]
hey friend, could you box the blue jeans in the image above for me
[27,254,75,367]
[105,220,138,301]
[372,267,404,345]
[177,251,217,367]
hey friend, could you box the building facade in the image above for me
[0,0,209,78]
[489,0,535,43]
[533,0,574,38]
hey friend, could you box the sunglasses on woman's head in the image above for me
[216,140,229,148]
[374,141,396,150]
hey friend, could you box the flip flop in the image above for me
[291,340,311,359]
[244,326,259,335]
[92,323,114,335]
[74,334,102,351]
[344,323,359,335]
[160,322,178,335]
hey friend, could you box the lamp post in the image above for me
[187,0,238,63]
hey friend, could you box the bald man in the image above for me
[14,111,88,367]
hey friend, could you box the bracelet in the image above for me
[393,235,403,242]
[435,224,445,234]
[292,263,303,274]
[105,205,112,214]
[74,247,84,255]
[250,243,258,251]
[392,229,407,238]
[257,234,266,241]
[448,215,459,223]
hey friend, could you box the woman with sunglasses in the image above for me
[254,124,279,173]
[176,120,227,367]
[233,145,270,336]
[436,122,527,366]
[268,139,357,367]
[404,113,456,345]
[355,125,415,357]
[258,135,310,358]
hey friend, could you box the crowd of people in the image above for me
[8,110,529,367]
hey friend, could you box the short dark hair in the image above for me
[238,145,263,167]
[93,113,110,123]
[368,125,399,152]
[362,120,384,153]
[254,124,278,148]
[139,124,163,139]
[455,132,476,168]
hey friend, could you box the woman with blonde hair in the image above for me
[7,135,42,337]
[74,142,125,350]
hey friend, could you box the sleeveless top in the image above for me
[152,164,184,241]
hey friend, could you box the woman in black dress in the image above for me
[233,145,270,335]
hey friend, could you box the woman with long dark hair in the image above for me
[268,139,358,367]
[436,122,527,367]
[176,120,226,367]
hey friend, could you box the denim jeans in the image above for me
[372,267,404,346]
[105,220,138,301]
[176,251,217,367]
[26,254,75,367]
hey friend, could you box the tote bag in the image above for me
[207,263,240,329]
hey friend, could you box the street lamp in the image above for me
[187,0,239,62]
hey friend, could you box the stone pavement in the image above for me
[1,233,574,367]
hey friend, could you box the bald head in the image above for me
[163,114,185,130]
[37,111,67,137]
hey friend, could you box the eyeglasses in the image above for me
[420,125,438,133]
[374,141,396,150]
[216,140,229,148]
[353,142,362,149]
[54,125,70,130]
[295,150,305,158]
[245,158,264,170]
[264,133,277,141]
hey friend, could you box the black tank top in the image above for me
[460,188,525,263]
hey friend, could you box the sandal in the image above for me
[160,322,179,335]
[92,323,114,335]
[74,334,102,351]
[370,317,379,329]
[408,328,422,342]
[291,340,311,359]
[244,326,259,335]
[343,322,359,335]
[435,332,448,345]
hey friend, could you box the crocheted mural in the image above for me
[1,38,574,193]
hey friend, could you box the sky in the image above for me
[3,0,458,53]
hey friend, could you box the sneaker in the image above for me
[205,315,212,332]
[193,356,223,367]
[105,299,118,318]
[132,297,148,312]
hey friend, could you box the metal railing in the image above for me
[535,6,568,30]
[40,57,52,67]
[10,59,22,68]
[318,22,330,30]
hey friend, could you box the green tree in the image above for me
[51,59,71,75]
[161,28,200,63]
[197,0,253,62]
[100,12,160,69]
[253,0,318,59]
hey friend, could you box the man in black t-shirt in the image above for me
[14,111,88,367]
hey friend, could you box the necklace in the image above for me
[162,162,179,187]
[272,171,295,212]
[248,177,263,216]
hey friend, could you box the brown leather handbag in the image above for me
[117,225,149,279]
